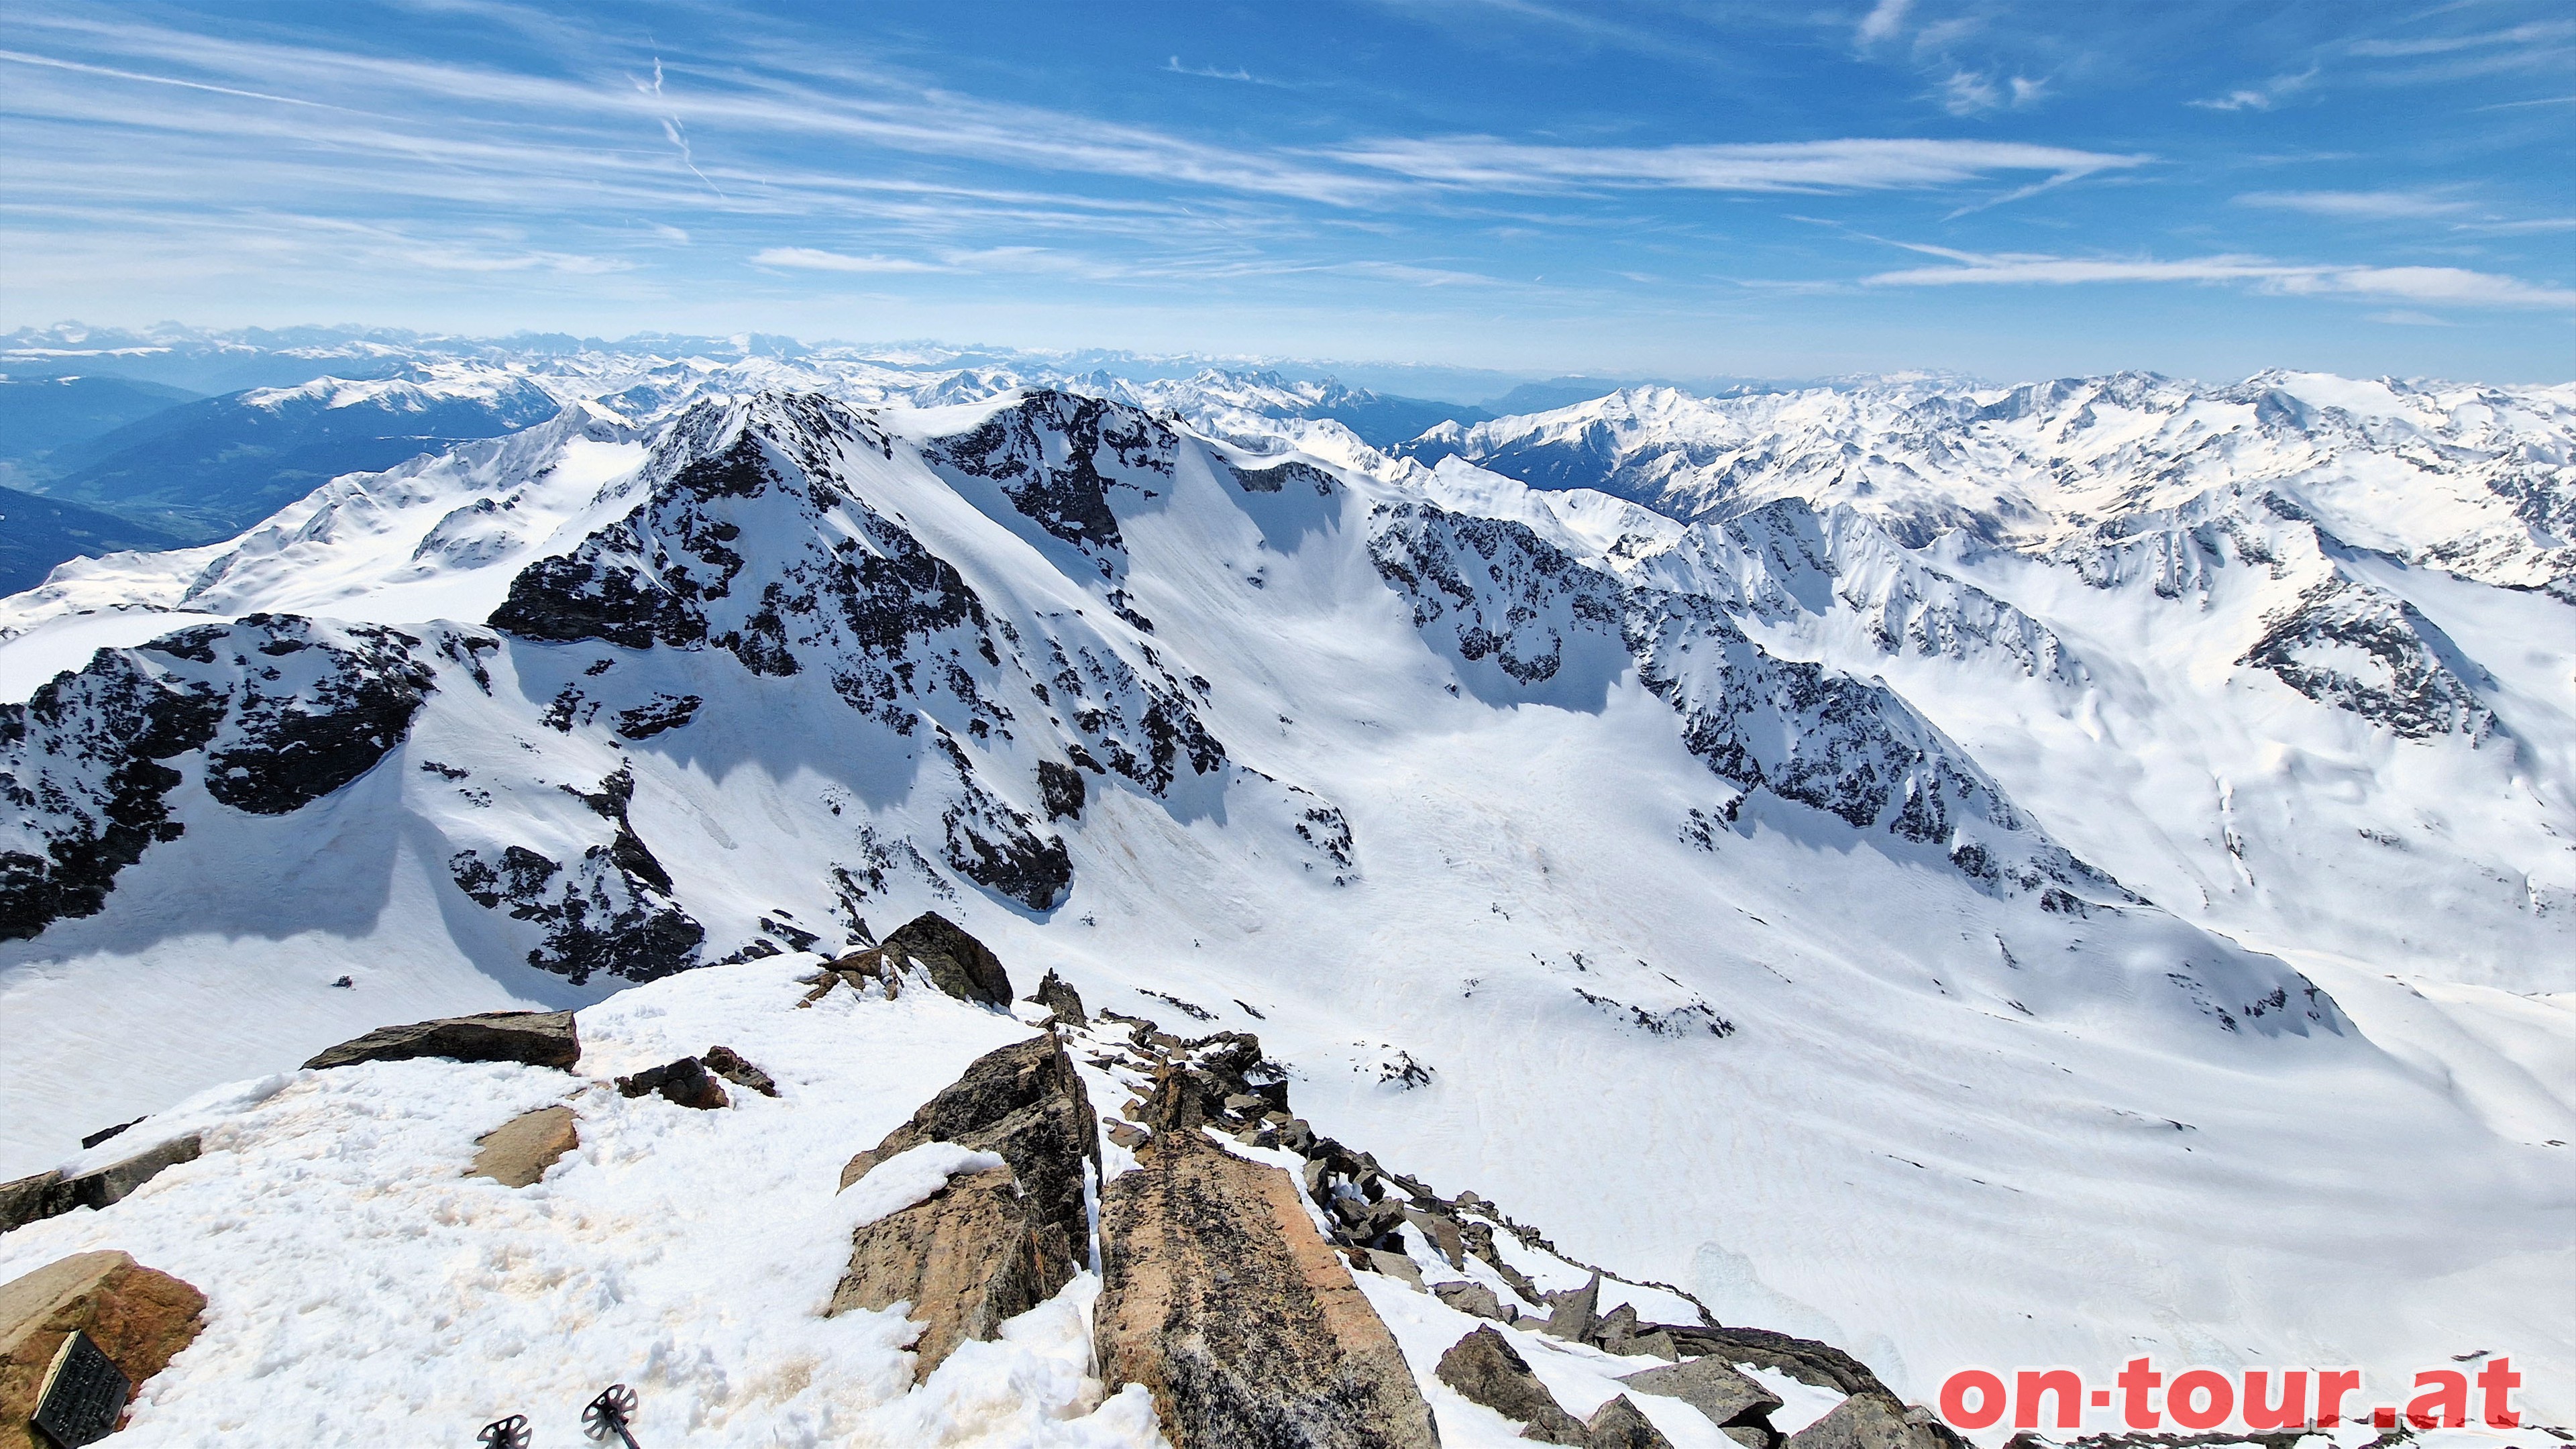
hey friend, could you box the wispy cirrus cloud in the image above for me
[2235,190,2473,219]
[2188,67,2318,111]
[1164,56,1283,87]
[2347,20,2576,57]
[1935,70,2051,116]
[1327,137,2148,195]
[1864,247,2576,309]
[1854,0,1912,46]
[751,248,943,273]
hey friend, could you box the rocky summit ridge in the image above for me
[0,914,2004,1447]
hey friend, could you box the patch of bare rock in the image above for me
[468,1106,579,1188]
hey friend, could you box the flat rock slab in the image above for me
[828,1164,1073,1379]
[841,1033,1097,1263]
[2,1137,205,1236]
[303,1010,579,1071]
[60,1136,202,1216]
[0,1251,205,1449]
[1436,1324,1589,1444]
[1620,1356,1783,1429]
[1097,1128,1439,1449]
[470,1106,579,1187]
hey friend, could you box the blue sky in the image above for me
[3,0,2569,384]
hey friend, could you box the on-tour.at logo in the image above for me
[1937,1356,2524,1433]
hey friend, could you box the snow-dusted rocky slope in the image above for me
[1,372,2569,1426]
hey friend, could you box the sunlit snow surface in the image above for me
[0,366,2568,1433]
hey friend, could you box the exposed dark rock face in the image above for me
[447,765,705,984]
[1432,1281,1508,1322]
[487,536,710,650]
[840,1031,1097,1262]
[487,430,779,653]
[0,1173,58,1235]
[0,614,440,942]
[469,392,1264,920]
[303,1010,580,1071]
[1095,1123,1440,1449]
[1368,500,1623,687]
[930,731,1072,911]
[829,1163,1076,1380]
[612,693,702,739]
[1437,1324,1590,1442]
[0,653,219,943]
[1227,460,1338,496]
[1,1134,207,1236]
[1544,1273,1601,1341]
[1658,1324,1881,1397]
[1037,759,1086,821]
[2237,575,2491,738]
[171,614,438,814]
[58,1136,202,1215]
[1713,501,2080,686]
[926,392,1178,569]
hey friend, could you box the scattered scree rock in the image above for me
[616,1056,729,1110]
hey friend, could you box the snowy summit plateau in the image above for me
[0,331,2568,1448]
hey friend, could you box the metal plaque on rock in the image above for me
[31,1330,129,1449]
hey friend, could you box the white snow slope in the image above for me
[1,370,2568,1432]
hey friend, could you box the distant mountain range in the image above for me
[0,327,1546,569]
